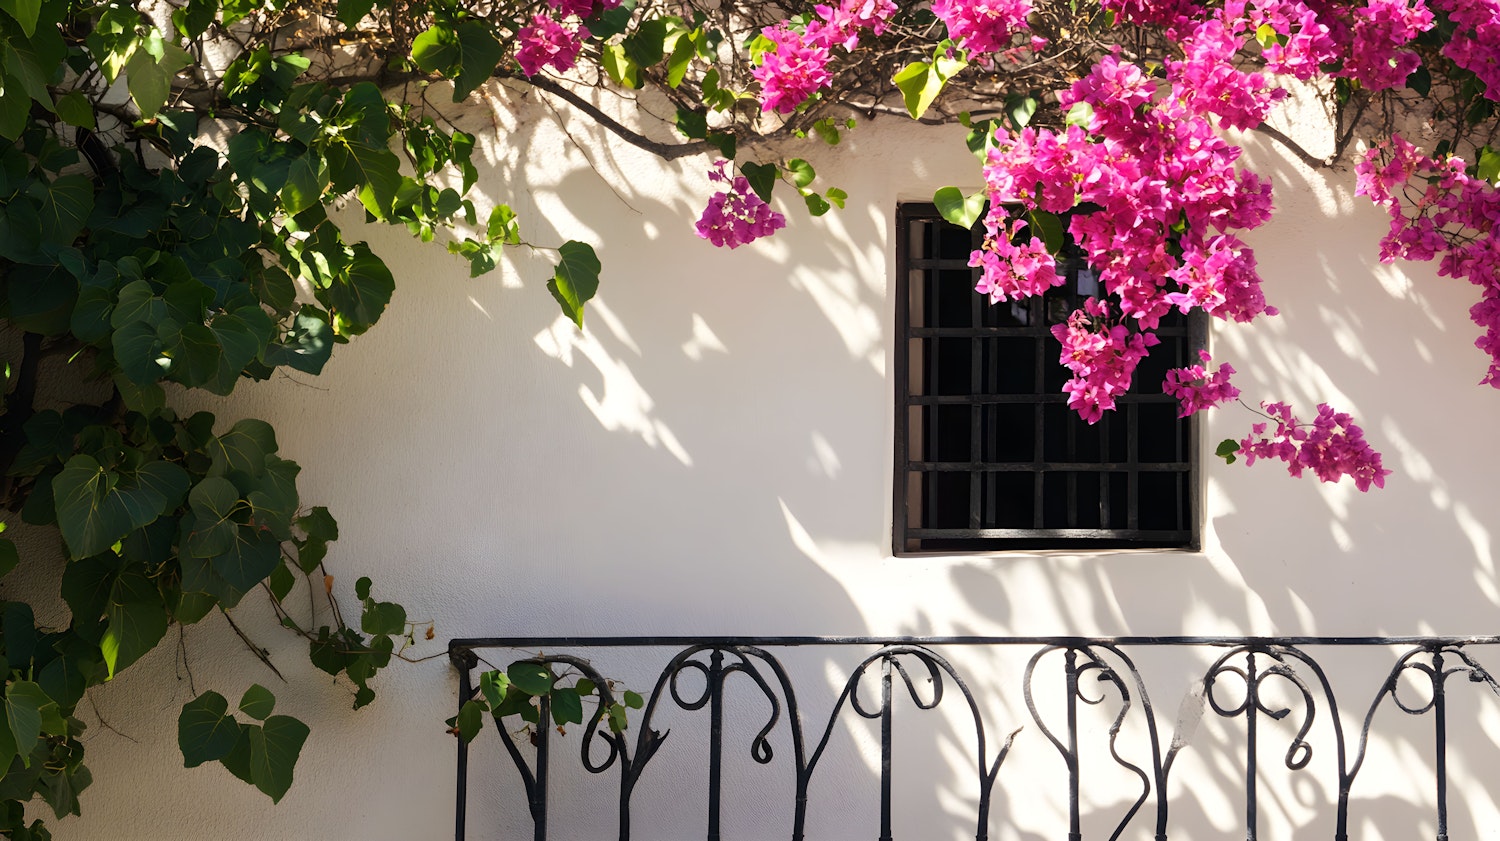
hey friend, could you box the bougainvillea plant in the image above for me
[1,0,1494,829]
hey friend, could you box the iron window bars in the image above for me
[893,204,1201,553]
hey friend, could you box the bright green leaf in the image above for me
[546,240,601,329]
[934,186,985,230]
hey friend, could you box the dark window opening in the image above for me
[894,203,1200,554]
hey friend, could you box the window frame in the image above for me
[892,202,1204,555]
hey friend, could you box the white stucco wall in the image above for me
[22,80,1500,839]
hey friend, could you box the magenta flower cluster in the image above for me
[695,162,786,249]
[515,14,589,77]
[752,0,896,114]
[970,209,1063,303]
[514,0,623,77]
[752,24,834,114]
[1050,299,1160,424]
[931,0,1034,54]
[1238,402,1391,491]
[1441,0,1500,101]
[1357,135,1500,386]
[976,29,1278,426]
[1163,350,1241,417]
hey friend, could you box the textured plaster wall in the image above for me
[25,81,1500,839]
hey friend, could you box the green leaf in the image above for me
[1026,209,1065,254]
[1407,65,1431,97]
[786,158,815,189]
[455,699,484,742]
[239,684,275,720]
[479,670,510,708]
[825,187,847,209]
[103,572,168,677]
[205,419,275,480]
[178,692,241,768]
[336,140,402,220]
[31,175,94,247]
[507,661,553,696]
[0,537,16,579]
[1216,438,1240,465]
[740,162,777,202]
[454,21,504,101]
[281,156,327,217]
[336,0,377,27]
[705,131,736,159]
[574,677,596,696]
[601,44,640,89]
[52,456,187,560]
[1478,146,1500,184]
[360,599,406,635]
[546,241,601,329]
[124,39,193,119]
[675,108,708,139]
[412,25,458,75]
[803,192,830,216]
[1065,101,1095,129]
[0,0,42,36]
[3,682,50,764]
[934,186,985,229]
[248,715,309,803]
[623,690,644,709]
[891,61,948,121]
[666,31,695,87]
[1007,94,1038,129]
[551,688,583,725]
[296,507,339,542]
[607,702,628,733]
[54,92,95,129]
[329,245,395,335]
[623,17,672,67]
[486,205,520,246]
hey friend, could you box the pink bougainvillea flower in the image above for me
[1238,401,1391,491]
[1163,350,1240,417]
[752,23,833,114]
[695,161,787,248]
[515,15,590,77]
[932,0,1034,54]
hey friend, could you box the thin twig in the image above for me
[220,607,287,682]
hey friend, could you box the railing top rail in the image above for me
[449,634,1500,655]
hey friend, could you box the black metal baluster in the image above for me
[1244,651,1257,841]
[454,650,476,841]
[707,649,725,841]
[1065,648,1081,841]
[880,654,895,841]
[1434,650,1449,841]
[535,695,550,841]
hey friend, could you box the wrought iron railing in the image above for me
[449,635,1500,841]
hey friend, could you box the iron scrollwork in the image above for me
[450,635,1500,841]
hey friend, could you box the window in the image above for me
[893,203,1200,554]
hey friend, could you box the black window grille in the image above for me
[894,203,1200,553]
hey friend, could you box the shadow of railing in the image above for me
[449,635,1500,841]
